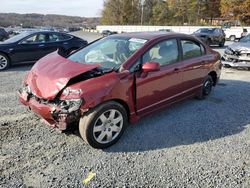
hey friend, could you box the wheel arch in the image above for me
[88,98,131,122]
[229,35,236,41]
[0,51,12,69]
[208,71,217,86]
[107,99,130,121]
[0,51,11,62]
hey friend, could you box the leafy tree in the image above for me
[151,1,169,25]
[101,0,123,24]
[101,0,249,26]
[221,0,250,25]
[101,0,141,25]
[238,0,250,25]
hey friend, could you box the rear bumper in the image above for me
[18,91,80,130]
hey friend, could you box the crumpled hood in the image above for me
[229,42,250,53]
[26,51,100,100]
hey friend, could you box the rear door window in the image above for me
[48,33,72,42]
[181,40,203,60]
[36,34,47,43]
[48,34,61,42]
[60,34,72,40]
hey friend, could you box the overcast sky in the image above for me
[0,0,104,17]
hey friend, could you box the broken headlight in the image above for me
[62,88,81,97]
[58,99,83,113]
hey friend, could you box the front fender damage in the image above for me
[19,67,113,130]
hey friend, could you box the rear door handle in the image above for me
[63,42,68,45]
[39,44,45,47]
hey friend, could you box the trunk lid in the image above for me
[26,51,100,100]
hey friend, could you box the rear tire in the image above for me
[196,75,213,100]
[229,35,236,41]
[79,101,128,149]
[0,53,10,70]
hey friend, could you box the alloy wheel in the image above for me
[0,55,8,70]
[93,109,123,144]
[204,79,212,95]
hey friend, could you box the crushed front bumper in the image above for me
[222,54,250,68]
[18,88,82,130]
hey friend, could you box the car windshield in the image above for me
[239,34,250,43]
[4,32,32,43]
[194,28,215,34]
[68,37,147,69]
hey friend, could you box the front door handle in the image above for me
[39,44,45,47]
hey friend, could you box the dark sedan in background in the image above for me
[192,28,226,47]
[101,30,118,37]
[0,31,88,70]
[0,28,9,41]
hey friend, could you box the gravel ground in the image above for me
[0,32,250,187]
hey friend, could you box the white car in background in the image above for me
[223,27,248,41]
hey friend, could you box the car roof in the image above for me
[20,30,69,35]
[109,31,192,40]
[199,28,218,30]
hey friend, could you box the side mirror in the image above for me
[142,62,160,73]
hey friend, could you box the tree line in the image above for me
[101,0,250,26]
[0,13,99,28]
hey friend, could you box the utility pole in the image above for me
[141,0,145,25]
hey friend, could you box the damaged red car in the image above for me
[19,32,222,148]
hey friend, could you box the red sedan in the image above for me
[19,32,222,148]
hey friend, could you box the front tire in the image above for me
[0,53,10,70]
[219,39,225,47]
[197,75,213,100]
[79,101,128,149]
[206,39,212,46]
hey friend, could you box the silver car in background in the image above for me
[222,34,250,70]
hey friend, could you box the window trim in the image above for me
[47,33,73,43]
[19,33,48,44]
[179,38,206,61]
[18,32,73,44]
[19,33,39,44]
[142,38,180,67]
[128,36,207,73]
[129,37,182,72]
